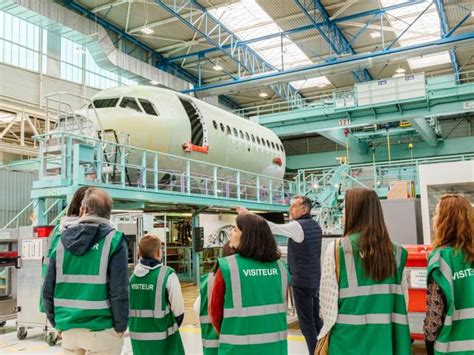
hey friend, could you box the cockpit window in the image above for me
[119,97,142,113]
[138,99,158,116]
[93,98,119,108]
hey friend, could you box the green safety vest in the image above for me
[51,229,124,331]
[129,264,185,355]
[39,225,61,313]
[218,254,289,355]
[200,273,219,355]
[427,247,474,354]
[329,235,411,355]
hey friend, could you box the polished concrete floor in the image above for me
[0,282,426,354]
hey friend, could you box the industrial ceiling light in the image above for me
[259,92,269,98]
[140,26,154,35]
[150,80,159,85]
[213,64,223,71]
[395,66,406,74]
[370,31,381,38]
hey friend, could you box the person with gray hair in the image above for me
[43,187,129,354]
[237,195,323,354]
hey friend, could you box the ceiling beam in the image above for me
[181,31,474,96]
[329,0,358,20]
[91,0,129,13]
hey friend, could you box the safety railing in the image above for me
[298,153,474,196]
[34,131,294,206]
[233,70,474,118]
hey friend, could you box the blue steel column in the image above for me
[434,0,460,81]
[294,0,373,82]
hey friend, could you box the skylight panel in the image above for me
[209,0,330,89]
[379,0,451,69]
[407,52,452,69]
[291,77,332,90]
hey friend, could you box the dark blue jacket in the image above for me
[42,221,129,332]
[288,214,322,289]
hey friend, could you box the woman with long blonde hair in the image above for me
[424,194,474,355]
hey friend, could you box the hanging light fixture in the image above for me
[395,66,406,74]
[259,92,269,98]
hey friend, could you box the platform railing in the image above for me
[233,70,474,118]
[298,153,474,196]
[34,132,294,206]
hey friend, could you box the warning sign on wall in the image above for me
[21,239,43,260]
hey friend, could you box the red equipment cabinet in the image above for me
[404,244,432,340]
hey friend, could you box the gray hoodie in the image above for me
[43,216,129,332]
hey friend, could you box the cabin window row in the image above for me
[212,120,284,152]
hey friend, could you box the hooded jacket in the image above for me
[42,216,129,332]
[132,258,185,327]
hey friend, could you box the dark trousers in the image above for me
[292,285,322,355]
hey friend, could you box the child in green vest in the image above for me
[129,234,185,355]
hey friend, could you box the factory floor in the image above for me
[0,283,426,354]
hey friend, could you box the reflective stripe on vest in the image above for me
[224,255,287,319]
[337,238,407,325]
[130,324,179,341]
[219,330,287,345]
[54,299,110,310]
[337,313,408,325]
[435,340,474,353]
[340,237,403,299]
[200,273,215,324]
[129,265,171,319]
[56,230,115,284]
[202,339,219,347]
[429,252,474,352]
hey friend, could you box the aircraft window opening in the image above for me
[271,142,275,149]
[220,122,225,132]
[266,139,271,147]
[245,132,250,141]
[256,136,261,144]
[213,120,218,130]
[280,144,284,152]
[138,99,159,116]
[92,98,119,108]
[251,134,255,143]
[226,125,231,135]
[262,139,266,147]
[233,128,238,137]
[119,97,143,113]
[239,130,244,139]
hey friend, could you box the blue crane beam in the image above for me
[154,0,304,107]
[167,0,425,62]
[182,31,474,96]
[434,0,460,80]
[293,0,373,82]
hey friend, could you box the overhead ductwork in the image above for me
[0,0,191,91]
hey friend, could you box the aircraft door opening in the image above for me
[179,98,208,154]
